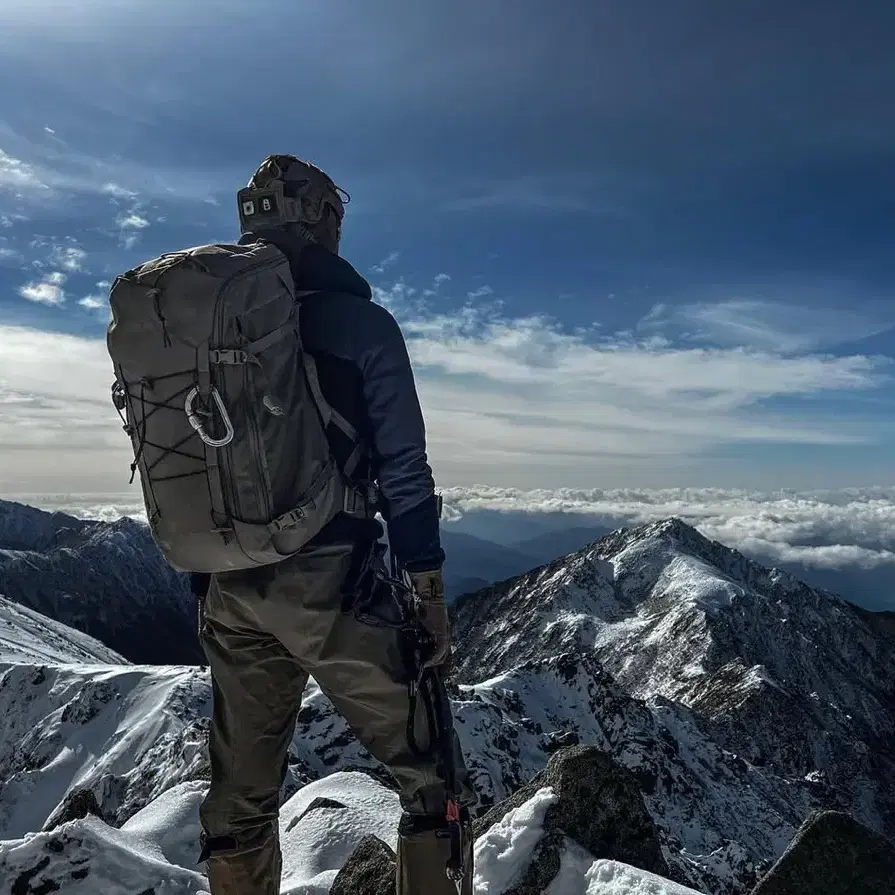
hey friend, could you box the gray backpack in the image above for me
[107,241,372,573]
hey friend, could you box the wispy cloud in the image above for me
[102,182,139,200]
[18,271,67,305]
[50,243,87,273]
[117,213,150,230]
[371,250,401,274]
[0,213,27,228]
[1,274,893,495]
[467,285,494,300]
[116,210,151,248]
[78,280,110,312]
[0,149,48,192]
[641,298,893,354]
[0,325,127,492]
[370,281,892,488]
[423,272,453,297]
[0,129,226,208]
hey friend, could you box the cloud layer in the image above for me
[370,280,892,488]
[1,271,893,493]
[440,484,895,572]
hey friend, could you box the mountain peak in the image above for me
[597,515,724,563]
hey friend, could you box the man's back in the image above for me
[264,235,445,572]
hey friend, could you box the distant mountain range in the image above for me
[0,499,198,664]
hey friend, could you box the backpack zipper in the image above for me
[243,360,273,522]
[212,286,242,524]
[214,251,282,525]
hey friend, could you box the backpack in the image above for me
[106,241,373,573]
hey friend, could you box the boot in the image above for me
[396,812,473,895]
[200,830,282,895]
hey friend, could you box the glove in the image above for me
[409,568,451,670]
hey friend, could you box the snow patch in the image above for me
[0,595,127,666]
[473,786,557,894]
[584,859,707,894]
[279,772,401,894]
[121,780,207,871]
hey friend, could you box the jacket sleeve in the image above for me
[359,304,444,571]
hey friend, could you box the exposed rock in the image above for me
[285,797,346,832]
[475,745,668,893]
[330,834,396,895]
[544,745,668,874]
[542,729,580,753]
[42,789,104,832]
[750,810,895,895]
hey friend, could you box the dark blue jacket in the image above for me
[256,231,444,573]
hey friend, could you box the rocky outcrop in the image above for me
[42,789,105,832]
[330,834,397,895]
[333,745,668,895]
[750,810,895,895]
[474,745,669,894]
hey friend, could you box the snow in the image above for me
[545,840,708,895]
[545,838,600,894]
[0,662,210,839]
[278,772,401,894]
[0,594,126,666]
[0,511,892,895]
[583,860,706,894]
[121,780,207,871]
[473,787,557,894]
[470,792,709,895]
[0,815,211,894]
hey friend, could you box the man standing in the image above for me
[195,155,476,894]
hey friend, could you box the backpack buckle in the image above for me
[268,507,306,532]
[209,349,248,365]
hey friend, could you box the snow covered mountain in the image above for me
[1,516,893,894]
[452,519,895,862]
[0,498,198,664]
[0,594,126,667]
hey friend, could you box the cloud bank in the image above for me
[440,484,895,573]
[369,281,892,489]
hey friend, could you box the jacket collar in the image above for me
[241,230,372,301]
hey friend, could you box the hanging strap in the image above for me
[302,351,357,440]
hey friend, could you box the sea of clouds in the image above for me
[15,485,895,574]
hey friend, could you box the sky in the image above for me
[1,0,894,498]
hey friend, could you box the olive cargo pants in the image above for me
[198,543,476,894]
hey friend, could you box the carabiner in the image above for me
[184,386,234,448]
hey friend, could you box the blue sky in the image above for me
[1,0,894,495]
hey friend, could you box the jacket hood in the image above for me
[241,230,371,301]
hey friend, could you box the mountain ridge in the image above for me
[451,516,895,848]
[0,497,198,665]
